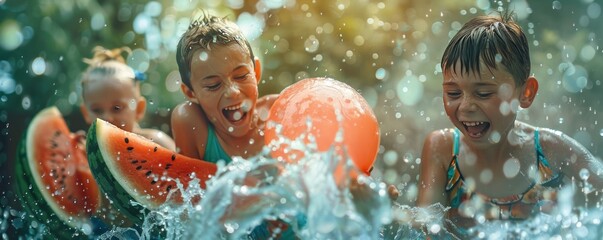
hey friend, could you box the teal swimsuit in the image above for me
[446,128,563,215]
[204,124,232,164]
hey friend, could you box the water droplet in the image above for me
[199,51,208,61]
[429,224,441,234]
[248,138,254,145]
[241,99,252,112]
[495,53,503,63]
[579,168,590,180]
[479,169,493,183]
[304,35,319,53]
[375,68,387,80]
[21,96,31,110]
[228,127,234,132]
[503,157,521,178]
[31,57,46,75]
[489,131,501,144]
[232,111,242,121]
[128,99,137,110]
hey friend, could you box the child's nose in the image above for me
[459,95,477,111]
[223,82,241,97]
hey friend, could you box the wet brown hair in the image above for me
[176,12,255,89]
[441,11,530,86]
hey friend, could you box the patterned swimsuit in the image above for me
[445,128,564,219]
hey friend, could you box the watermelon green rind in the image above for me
[86,118,219,226]
[86,119,146,224]
[13,107,89,239]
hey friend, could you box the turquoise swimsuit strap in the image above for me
[204,124,233,164]
[453,128,460,155]
[534,129,548,166]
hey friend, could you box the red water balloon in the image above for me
[264,78,380,175]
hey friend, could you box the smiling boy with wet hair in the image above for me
[171,12,276,161]
[170,12,291,239]
[416,11,603,237]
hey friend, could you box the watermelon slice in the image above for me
[86,118,218,225]
[14,106,102,238]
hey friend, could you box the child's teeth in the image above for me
[464,121,484,126]
[225,104,242,111]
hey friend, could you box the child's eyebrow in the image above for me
[201,74,219,81]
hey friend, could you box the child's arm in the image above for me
[140,129,176,151]
[417,130,452,208]
[171,101,209,159]
[539,128,603,205]
[414,130,454,233]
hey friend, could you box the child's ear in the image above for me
[135,96,147,121]
[519,76,538,108]
[254,58,262,83]
[80,104,92,124]
[180,84,199,104]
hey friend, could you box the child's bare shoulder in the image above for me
[534,127,568,147]
[423,128,456,149]
[534,126,592,165]
[136,128,176,151]
[421,128,456,167]
[172,101,206,120]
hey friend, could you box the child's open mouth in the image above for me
[462,121,490,138]
[222,103,247,123]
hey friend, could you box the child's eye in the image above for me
[446,91,461,98]
[206,83,221,91]
[476,92,494,98]
[112,105,122,112]
[234,73,250,81]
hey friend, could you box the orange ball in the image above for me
[264,78,380,175]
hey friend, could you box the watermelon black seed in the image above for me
[150,180,157,185]
[127,146,134,151]
[154,146,158,152]
[171,155,176,161]
[166,185,172,192]
[165,164,172,170]
[125,137,129,143]
[131,160,138,164]
[145,171,152,176]
[136,166,142,170]
[141,160,147,163]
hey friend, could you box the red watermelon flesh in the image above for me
[91,118,218,209]
[23,106,101,227]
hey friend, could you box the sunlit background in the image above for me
[1,0,602,213]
